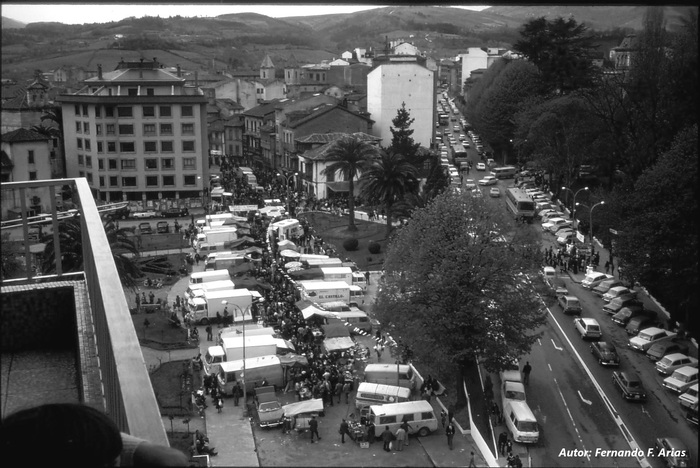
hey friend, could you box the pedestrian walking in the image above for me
[215,397,223,413]
[339,419,349,443]
[135,293,141,310]
[381,426,393,452]
[440,409,447,427]
[343,381,351,404]
[498,431,508,456]
[394,426,406,451]
[223,307,229,326]
[506,439,513,455]
[309,415,321,443]
[205,325,213,341]
[375,342,383,361]
[149,291,155,304]
[610,261,615,275]
[523,361,532,385]
[445,421,456,450]
[335,381,343,404]
[469,451,477,467]
[365,270,371,285]
[232,382,241,407]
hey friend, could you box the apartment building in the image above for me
[57,58,209,205]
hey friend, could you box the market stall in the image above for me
[282,398,324,433]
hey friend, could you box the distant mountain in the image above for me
[483,5,691,31]
[2,16,26,29]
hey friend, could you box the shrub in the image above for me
[342,238,359,251]
[368,241,381,254]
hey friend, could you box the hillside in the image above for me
[2,16,25,29]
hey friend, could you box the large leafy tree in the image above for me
[41,216,142,291]
[514,16,598,94]
[388,103,423,169]
[360,150,418,238]
[374,191,546,375]
[614,124,698,331]
[321,136,378,231]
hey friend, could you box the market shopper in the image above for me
[381,426,394,452]
[394,426,407,451]
[339,419,349,443]
[309,416,321,443]
[446,421,456,450]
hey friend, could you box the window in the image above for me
[120,142,135,152]
[99,176,105,187]
[326,169,335,182]
[84,139,91,151]
[182,141,195,152]
[95,106,101,118]
[74,104,81,116]
[96,124,102,135]
[105,106,114,117]
[181,123,194,135]
[77,138,83,149]
[159,106,171,117]
[82,105,88,115]
[109,176,118,187]
[146,88,154,96]
[107,142,116,153]
[160,123,172,135]
[86,172,93,184]
[108,159,117,170]
[162,175,175,186]
[79,171,84,177]
[143,124,156,135]
[145,159,158,170]
[379,416,396,425]
[118,124,133,135]
[106,124,115,135]
[161,158,174,170]
[402,414,415,422]
[29,171,37,180]
[127,88,138,97]
[76,122,82,133]
[143,106,155,117]
[98,158,104,170]
[146,176,159,187]
[161,141,173,152]
[121,159,136,170]
[28,150,34,164]
[183,158,196,169]
[117,106,133,117]
[184,175,196,186]
[121,177,137,187]
[421,412,433,420]
[78,154,84,165]
[181,105,193,117]
[86,156,92,168]
[83,122,90,134]
[144,141,157,153]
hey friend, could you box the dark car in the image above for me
[138,222,152,235]
[611,306,653,326]
[647,341,690,362]
[612,371,647,401]
[654,437,691,468]
[156,221,169,234]
[108,206,131,220]
[590,341,620,366]
[625,314,658,336]
[160,207,189,218]
[603,296,643,315]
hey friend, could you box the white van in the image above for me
[355,383,411,410]
[349,285,365,304]
[352,272,367,290]
[364,364,416,390]
[339,310,372,334]
[504,400,539,443]
[189,269,230,284]
[368,401,438,437]
[581,272,612,289]
[185,279,235,301]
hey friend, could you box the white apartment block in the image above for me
[57,59,209,205]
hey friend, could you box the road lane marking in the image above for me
[548,363,553,372]
[553,377,590,462]
[537,337,542,346]
[551,339,563,351]
[578,391,592,405]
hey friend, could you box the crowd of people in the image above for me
[542,244,600,275]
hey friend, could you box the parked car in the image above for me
[546,219,573,234]
[647,341,690,362]
[132,210,157,219]
[654,437,691,468]
[629,327,677,352]
[656,353,698,376]
[254,386,284,428]
[663,366,699,394]
[612,371,647,401]
[603,296,643,315]
[603,286,636,303]
[678,383,698,409]
[590,341,620,366]
[557,231,577,246]
[558,295,582,315]
[478,176,497,186]
[611,307,653,327]
[625,314,658,336]
[156,221,169,234]
[476,162,486,171]
[160,207,189,218]
[541,211,566,222]
[108,206,131,220]
[581,271,612,289]
[574,317,602,340]
[138,222,153,235]
[465,179,477,190]
[489,187,501,197]
[592,278,624,296]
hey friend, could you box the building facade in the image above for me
[57,58,209,208]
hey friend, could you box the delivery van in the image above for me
[189,269,230,284]
[349,285,365,305]
[364,364,416,390]
[339,310,372,334]
[504,400,539,443]
[351,272,367,290]
[216,355,284,395]
[355,383,411,410]
[367,401,438,437]
[185,279,235,301]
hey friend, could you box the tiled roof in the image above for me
[285,104,372,129]
[1,128,50,143]
[261,55,275,69]
[243,99,282,118]
[295,132,379,144]
[85,68,182,83]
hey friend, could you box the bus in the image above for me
[505,188,536,220]
[491,166,517,179]
[438,114,449,126]
[453,143,467,160]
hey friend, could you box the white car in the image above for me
[542,217,567,232]
[132,210,157,219]
[574,317,602,340]
[459,134,467,141]
[678,383,698,409]
[557,231,577,245]
[547,219,573,234]
[541,211,566,222]
[464,142,470,148]
[489,187,501,197]
[476,162,486,171]
[464,179,477,189]
[478,176,497,186]
[453,125,460,131]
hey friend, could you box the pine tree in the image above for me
[389,102,423,169]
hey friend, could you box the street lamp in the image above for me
[277,171,298,217]
[222,298,264,402]
[562,186,588,228]
[576,201,605,249]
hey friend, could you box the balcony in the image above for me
[0,178,168,445]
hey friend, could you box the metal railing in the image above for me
[1,178,169,445]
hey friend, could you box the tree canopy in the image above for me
[374,191,546,373]
[388,102,423,170]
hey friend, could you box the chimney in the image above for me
[98,64,103,80]
[176,64,181,77]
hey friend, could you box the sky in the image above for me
[2,3,490,25]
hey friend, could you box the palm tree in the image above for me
[41,216,142,291]
[322,136,378,231]
[360,150,418,238]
